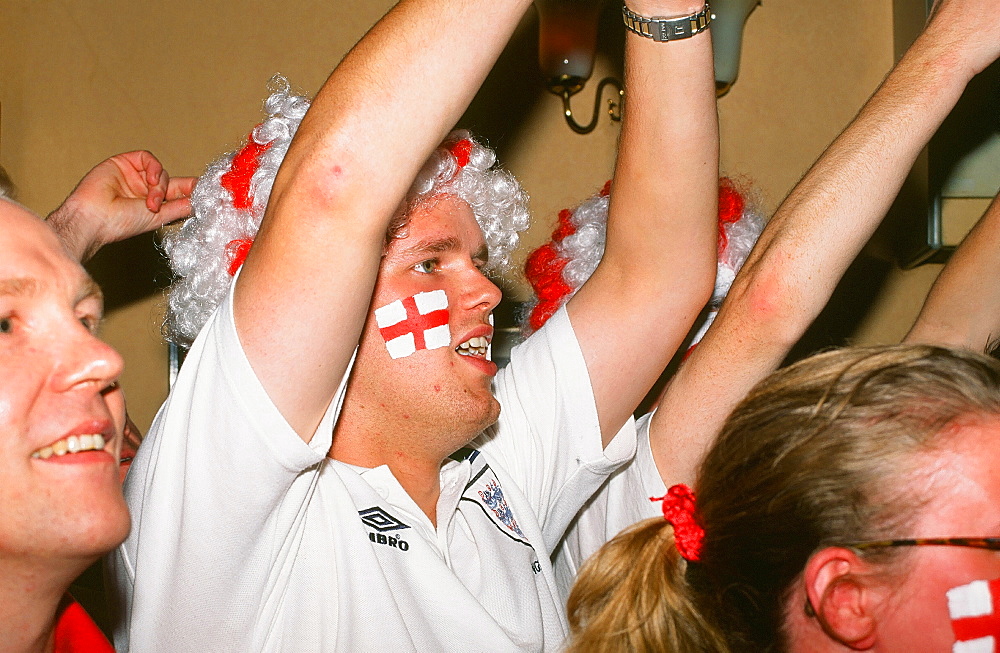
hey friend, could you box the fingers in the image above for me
[103,151,194,219]
[124,150,162,189]
[156,197,194,225]
[145,168,169,213]
[112,151,193,214]
[154,176,197,223]
[113,150,163,188]
[166,176,197,201]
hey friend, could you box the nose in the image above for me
[51,322,125,394]
[464,268,502,314]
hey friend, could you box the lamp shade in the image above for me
[710,0,760,94]
[535,0,604,94]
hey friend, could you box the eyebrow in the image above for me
[0,277,39,297]
[79,278,104,305]
[397,236,490,264]
[398,236,463,257]
[0,276,103,305]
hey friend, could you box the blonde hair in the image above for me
[567,345,1000,652]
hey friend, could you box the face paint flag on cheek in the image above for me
[374,290,451,360]
[948,578,1000,652]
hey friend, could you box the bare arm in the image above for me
[650,0,1000,486]
[567,0,719,445]
[47,150,194,262]
[904,193,1000,352]
[235,0,534,441]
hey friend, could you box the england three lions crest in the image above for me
[479,480,524,538]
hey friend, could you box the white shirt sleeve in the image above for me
[550,410,667,600]
[474,306,638,551]
[110,281,352,651]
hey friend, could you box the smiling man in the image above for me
[0,152,192,653]
[111,0,719,649]
[0,200,127,653]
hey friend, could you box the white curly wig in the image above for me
[163,75,530,347]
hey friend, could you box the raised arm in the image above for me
[904,193,1000,352]
[566,0,719,444]
[47,150,194,262]
[234,0,533,440]
[651,0,1000,486]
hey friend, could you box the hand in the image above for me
[48,150,196,262]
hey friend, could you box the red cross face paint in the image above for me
[948,578,1000,652]
[374,290,451,360]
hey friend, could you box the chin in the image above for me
[68,498,131,558]
[472,397,502,433]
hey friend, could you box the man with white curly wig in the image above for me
[111,0,719,650]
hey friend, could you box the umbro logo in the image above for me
[358,506,410,532]
[359,507,411,552]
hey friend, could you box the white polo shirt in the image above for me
[550,412,666,602]
[110,285,636,652]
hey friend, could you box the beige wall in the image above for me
[1,0,942,430]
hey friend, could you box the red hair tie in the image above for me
[651,484,704,562]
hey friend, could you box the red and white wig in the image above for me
[523,177,766,349]
[163,76,529,347]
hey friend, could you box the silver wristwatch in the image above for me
[622,3,714,42]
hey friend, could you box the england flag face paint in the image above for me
[374,290,451,360]
[948,578,1000,652]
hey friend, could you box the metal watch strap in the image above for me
[622,3,713,42]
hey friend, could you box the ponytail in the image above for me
[565,518,728,653]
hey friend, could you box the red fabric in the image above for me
[651,484,705,562]
[524,243,572,332]
[450,139,473,168]
[528,302,560,333]
[54,596,114,653]
[716,177,745,256]
[378,296,450,350]
[952,578,1000,644]
[525,245,571,300]
[220,133,272,210]
[599,179,612,197]
[225,237,255,276]
[552,208,577,242]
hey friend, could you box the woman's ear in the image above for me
[803,547,882,650]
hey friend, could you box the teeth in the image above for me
[456,336,490,357]
[32,433,106,459]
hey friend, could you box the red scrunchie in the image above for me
[651,484,704,562]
